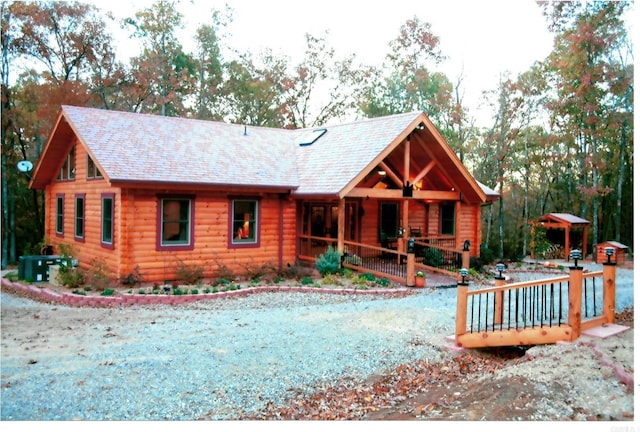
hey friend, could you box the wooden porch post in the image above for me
[603,261,617,324]
[455,278,469,345]
[568,264,584,340]
[494,275,506,325]
[406,253,415,287]
[564,226,570,261]
[337,199,345,256]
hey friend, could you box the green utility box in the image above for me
[18,255,65,282]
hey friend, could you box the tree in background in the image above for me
[124,0,195,116]
[191,5,231,120]
[1,0,114,267]
[539,0,633,256]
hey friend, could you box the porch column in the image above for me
[568,263,583,340]
[337,199,345,255]
[602,261,616,324]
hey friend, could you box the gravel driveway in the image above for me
[0,263,634,421]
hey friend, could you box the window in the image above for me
[440,203,455,235]
[75,194,85,240]
[230,199,259,246]
[101,193,114,247]
[87,156,103,179]
[158,196,194,250]
[56,194,64,236]
[57,144,76,181]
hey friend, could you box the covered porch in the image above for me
[290,111,497,285]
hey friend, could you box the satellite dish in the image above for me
[17,160,33,173]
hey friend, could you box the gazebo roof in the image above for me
[537,213,591,227]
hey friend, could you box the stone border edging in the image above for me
[0,278,413,308]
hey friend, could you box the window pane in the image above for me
[87,156,95,179]
[75,197,84,238]
[232,200,257,243]
[162,199,190,245]
[56,197,64,234]
[69,145,75,179]
[102,197,113,243]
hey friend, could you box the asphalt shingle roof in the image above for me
[34,106,491,201]
[62,105,299,189]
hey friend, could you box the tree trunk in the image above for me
[1,152,8,269]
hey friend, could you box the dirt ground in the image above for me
[1,261,635,421]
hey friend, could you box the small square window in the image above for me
[158,196,194,251]
[231,199,259,246]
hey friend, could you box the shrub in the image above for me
[424,247,444,267]
[86,258,112,291]
[300,276,314,285]
[315,246,341,276]
[338,267,353,278]
[175,259,204,285]
[321,274,341,286]
[4,272,19,282]
[376,277,391,287]
[100,288,115,296]
[358,272,376,282]
[57,266,84,288]
[480,244,494,264]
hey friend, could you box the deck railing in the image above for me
[414,241,461,276]
[298,235,469,285]
[455,263,617,348]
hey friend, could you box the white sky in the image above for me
[100,0,556,127]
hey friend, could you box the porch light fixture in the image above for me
[605,246,614,263]
[496,263,506,278]
[570,249,582,267]
[378,170,386,176]
[402,181,413,197]
[460,268,469,284]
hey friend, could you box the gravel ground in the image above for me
[0,262,634,421]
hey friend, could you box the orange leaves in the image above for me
[240,352,508,420]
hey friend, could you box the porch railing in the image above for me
[298,234,468,284]
[455,263,617,348]
[341,240,407,282]
[414,241,461,276]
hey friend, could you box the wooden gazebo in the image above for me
[531,213,590,261]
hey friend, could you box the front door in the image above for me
[380,202,399,239]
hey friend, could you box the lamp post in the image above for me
[460,268,469,285]
[605,246,614,264]
[496,263,506,279]
[570,249,582,268]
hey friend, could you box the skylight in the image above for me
[298,128,327,146]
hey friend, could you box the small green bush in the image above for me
[4,272,19,282]
[321,274,341,286]
[57,267,85,288]
[358,272,376,282]
[300,276,314,285]
[100,288,115,296]
[376,277,391,287]
[315,246,341,276]
[480,244,494,264]
[424,247,444,267]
